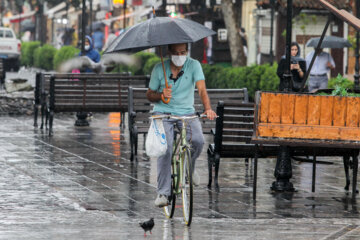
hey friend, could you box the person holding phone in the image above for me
[277,42,307,91]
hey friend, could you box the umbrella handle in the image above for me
[159,47,170,104]
[161,94,170,104]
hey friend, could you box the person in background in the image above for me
[103,29,117,51]
[63,27,74,46]
[277,42,306,92]
[206,36,213,64]
[92,27,105,52]
[239,27,248,58]
[305,48,335,92]
[78,35,101,72]
[75,35,101,125]
[71,25,78,47]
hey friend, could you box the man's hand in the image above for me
[327,62,334,69]
[162,85,172,99]
[203,109,217,120]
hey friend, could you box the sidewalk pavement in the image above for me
[0,113,359,239]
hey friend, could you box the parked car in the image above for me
[0,27,21,71]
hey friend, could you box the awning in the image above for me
[45,2,66,18]
[102,3,162,26]
[6,11,36,23]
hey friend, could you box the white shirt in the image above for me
[305,51,335,75]
[206,36,212,57]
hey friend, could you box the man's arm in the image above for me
[146,89,162,102]
[146,86,172,103]
[196,80,217,120]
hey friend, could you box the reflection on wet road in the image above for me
[0,113,358,239]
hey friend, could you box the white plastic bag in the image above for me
[145,118,167,157]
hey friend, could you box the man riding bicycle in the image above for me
[146,43,217,207]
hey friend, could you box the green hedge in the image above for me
[143,56,161,75]
[34,44,57,71]
[328,74,354,89]
[21,41,41,67]
[110,52,161,75]
[53,46,80,71]
[203,63,279,99]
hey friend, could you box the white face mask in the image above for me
[171,55,187,67]
[84,45,90,51]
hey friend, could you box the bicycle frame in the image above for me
[172,119,190,196]
[151,114,204,226]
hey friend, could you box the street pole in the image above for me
[284,0,293,92]
[90,0,93,35]
[271,0,294,192]
[269,0,275,65]
[81,0,86,56]
[76,0,90,127]
[355,0,360,91]
[123,0,127,30]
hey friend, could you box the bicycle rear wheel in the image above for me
[182,148,193,226]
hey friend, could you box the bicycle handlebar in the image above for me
[150,114,207,120]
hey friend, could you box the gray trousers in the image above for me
[157,116,205,196]
[308,75,328,92]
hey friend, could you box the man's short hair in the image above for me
[168,43,188,52]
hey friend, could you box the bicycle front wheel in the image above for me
[164,150,179,218]
[182,148,193,226]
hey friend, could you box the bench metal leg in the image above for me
[40,103,45,129]
[207,147,214,188]
[312,154,316,192]
[45,106,49,129]
[214,153,220,189]
[120,112,126,129]
[253,144,258,202]
[133,127,138,158]
[49,111,54,136]
[352,152,358,200]
[33,104,39,127]
[343,155,351,191]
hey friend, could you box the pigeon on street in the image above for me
[139,218,154,236]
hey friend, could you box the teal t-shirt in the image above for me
[149,57,205,115]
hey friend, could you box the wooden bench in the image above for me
[48,73,149,135]
[0,59,4,87]
[128,87,249,160]
[208,100,359,199]
[34,72,135,129]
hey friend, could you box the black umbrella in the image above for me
[20,19,35,32]
[105,10,215,103]
[306,36,352,48]
[105,17,215,53]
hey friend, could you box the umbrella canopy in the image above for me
[20,19,35,32]
[306,36,352,48]
[105,17,215,53]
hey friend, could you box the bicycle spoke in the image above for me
[164,153,178,218]
[182,149,193,226]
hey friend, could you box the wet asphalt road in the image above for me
[0,113,359,239]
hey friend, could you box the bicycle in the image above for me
[150,114,205,226]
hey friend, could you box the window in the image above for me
[5,30,13,38]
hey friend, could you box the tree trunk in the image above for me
[221,0,246,67]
